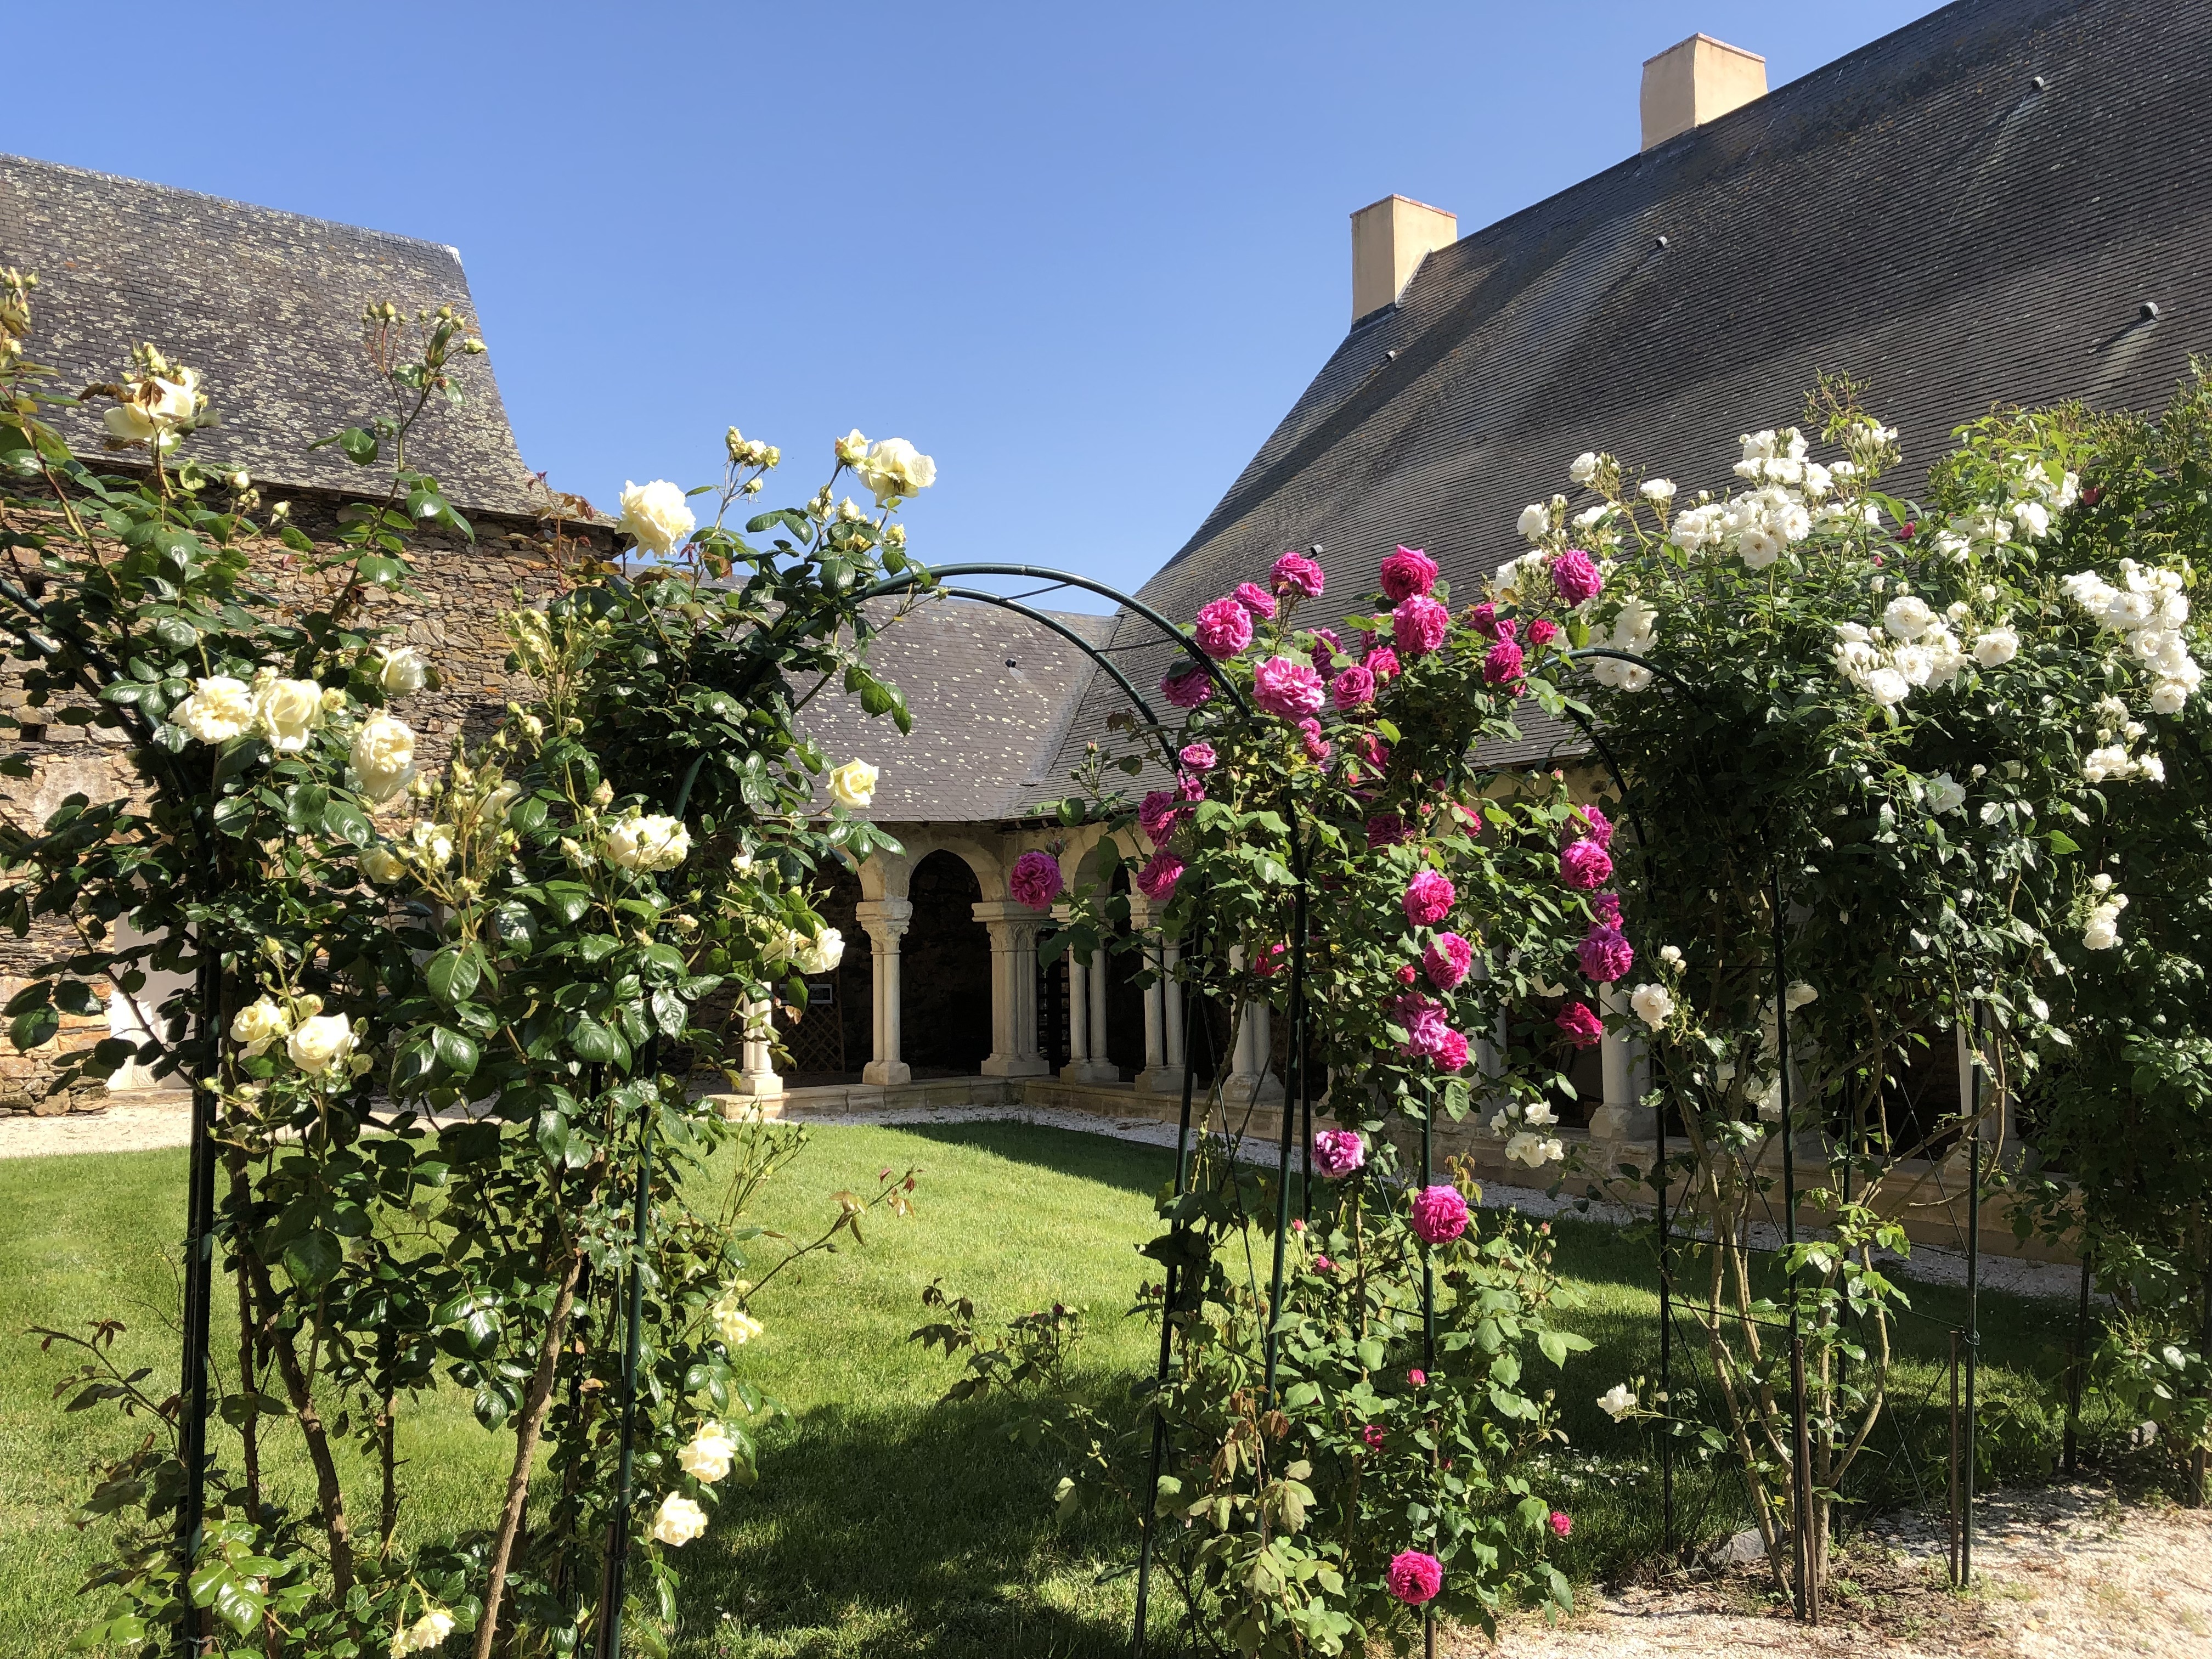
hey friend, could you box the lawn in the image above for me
[0,1121,2085,1657]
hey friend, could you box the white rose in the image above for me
[650,1492,709,1547]
[1628,983,1674,1028]
[710,1289,763,1347]
[828,759,879,809]
[1972,628,2019,668]
[606,814,692,873]
[255,676,324,753]
[678,1421,740,1484]
[360,845,408,884]
[2012,500,2051,540]
[1864,668,1911,708]
[2151,681,2188,715]
[854,438,936,507]
[1523,1101,1559,1127]
[351,714,417,803]
[1658,945,1683,967]
[794,927,844,975]
[1516,503,1549,542]
[408,821,455,867]
[230,996,291,1059]
[1504,1130,1562,1169]
[482,781,522,822]
[391,1607,456,1655]
[617,479,697,555]
[1598,1383,1636,1421]
[2140,753,2166,783]
[1923,771,1967,815]
[1639,477,1676,503]
[1567,451,1599,484]
[286,1012,356,1076]
[175,676,257,744]
[1882,595,1935,642]
[375,646,429,696]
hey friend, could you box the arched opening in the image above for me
[1103,865,1144,1079]
[902,850,991,1075]
[779,862,867,1086]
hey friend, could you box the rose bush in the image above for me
[0,275,933,1657]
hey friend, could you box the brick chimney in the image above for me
[1350,195,1457,323]
[1640,33,1767,151]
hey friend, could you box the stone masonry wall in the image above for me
[0,487,595,1112]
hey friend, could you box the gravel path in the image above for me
[0,1097,2081,1300]
[1479,1482,2212,1658]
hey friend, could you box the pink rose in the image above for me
[1312,1254,1334,1272]
[1554,1001,1604,1048]
[1136,848,1184,902]
[1361,1424,1385,1449]
[1592,891,1622,926]
[1161,663,1214,708]
[1177,769,1207,802]
[1297,718,1330,763]
[1551,549,1604,606]
[1253,655,1324,719]
[1408,1368,1427,1387]
[1193,598,1254,659]
[1138,789,1184,844]
[1366,812,1412,850]
[1482,637,1525,685]
[1423,932,1473,991]
[1390,992,1447,1058]
[1272,550,1325,599]
[1313,1128,1366,1177]
[1410,1183,1469,1245]
[1576,803,1615,849]
[1529,617,1561,645]
[1403,869,1455,926]
[1379,546,1439,603]
[1364,646,1401,681]
[1008,850,1064,912]
[1387,1551,1442,1606]
[1250,943,1286,978]
[1392,595,1450,658]
[1178,741,1217,771]
[1549,1510,1573,1538]
[1494,616,1519,641]
[1234,580,1278,620]
[1330,663,1377,711]
[1467,601,1499,639]
[1307,625,1344,663]
[1560,838,1613,890]
[1430,1027,1470,1071]
[1394,963,1417,985]
[1577,922,1634,983]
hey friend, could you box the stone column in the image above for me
[727,998,785,1105]
[1061,945,1119,1085]
[855,899,913,1087]
[1587,982,1654,1176]
[1221,949,1283,1106]
[1137,932,1177,1094]
[974,900,1049,1077]
[1162,942,1185,1073]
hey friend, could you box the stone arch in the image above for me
[902,850,992,1074]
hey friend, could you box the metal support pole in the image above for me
[1656,1074,1673,1560]
[1131,927,1204,1659]
[1773,871,1809,1617]
[1962,1014,1982,1589]
[599,1100,657,1659]
[1261,878,1310,1403]
[2064,1252,2091,1477]
[1948,1330,1962,1587]
[1423,1102,1436,1659]
[175,943,221,1659]
[2194,1228,2211,1507]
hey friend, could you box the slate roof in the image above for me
[0,154,540,516]
[1049,0,2212,774]
[799,597,1116,823]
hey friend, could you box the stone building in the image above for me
[5,0,2212,1265]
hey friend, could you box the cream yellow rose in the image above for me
[255,676,324,753]
[174,676,256,744]
[617,479,696,556]
[827,759,879,809]
[350,713,417,803]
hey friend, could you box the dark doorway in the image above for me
[779,863,867,1086]
[904,851,991,1075]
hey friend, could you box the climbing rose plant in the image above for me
[0,272,932,1657]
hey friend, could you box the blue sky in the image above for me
[7,1,1939,611]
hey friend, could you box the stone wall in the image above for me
[0,486,595,1112]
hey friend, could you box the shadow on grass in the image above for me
[680,1384,1182,1659]
[895,1121,1178,1201]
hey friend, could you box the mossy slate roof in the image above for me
[1050,0,2212,775]
[0,154,540,516]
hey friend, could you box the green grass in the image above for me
[0,1122,2088,1657]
